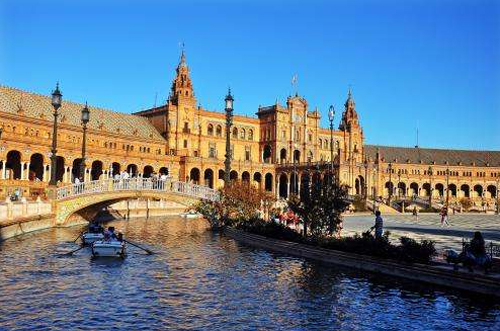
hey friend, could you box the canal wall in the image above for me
[225,228,500,298]
[0,198,190,241]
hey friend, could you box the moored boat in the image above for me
[91,240,126,258]
[180,210,201,219]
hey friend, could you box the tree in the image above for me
[289,176,350,238]
[193,180,276,228]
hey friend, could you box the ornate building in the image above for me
[0,51,499,210]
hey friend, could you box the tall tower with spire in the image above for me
[168,50,197,108]
[339,88,364,192]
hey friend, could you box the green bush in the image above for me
[235,219,437,264]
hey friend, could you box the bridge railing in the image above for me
[56,178,219,201]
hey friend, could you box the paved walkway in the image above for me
[342,213,500,252]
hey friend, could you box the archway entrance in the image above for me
[204,169,214,188]
[29,153,44,181]
[190,168,200,184]
[279,173,288,199]
[264,173,273,192]
[91,160,103,180]
[263,145,272,164]
[143,165,154,178]
[6,150,21,180]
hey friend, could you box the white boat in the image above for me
[180,211,201,219]
[91,240,126,258]
[82,232,104,245]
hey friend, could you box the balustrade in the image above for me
[56,178,219,201]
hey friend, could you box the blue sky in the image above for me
[1,0,499,150]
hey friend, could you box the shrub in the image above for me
[398,237,436,264]
[237,218,304,243]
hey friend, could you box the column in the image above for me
[63,167,68,183]
[68,166,73,183]
[45,164,51,182]
[25,162,30,180]
[20,162,26,180]
[1,160,6,180]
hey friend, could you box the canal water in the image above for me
[0,217,499,330]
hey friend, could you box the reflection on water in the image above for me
[0,217,499,330]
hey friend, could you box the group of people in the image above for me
[88,223,123,242]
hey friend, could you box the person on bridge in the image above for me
[371,210,384,239]
[440,207,450,227]
[412,206,418,223]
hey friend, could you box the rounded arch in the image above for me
[72,158,83,181]
[56,156,65,182]
[216,125,222,137]
[279,173,288,199]
[473,184,483,198]
[264,173,273,192]
[242,171,250,182]
[91,160,103,180]
[218,169,225,180]
[29,153,44,181]
[204,168,214,188]
[127,164,138,177]
[280,148,287,163]
[293,150,300,163]
[435,183,444,197]
[263,145,272,164]
[240,128,246,139]
[190,168,200,184]
[6,150,22,180]
[230,170,238,181]
[448,183,457,197]
[460,184,470,198]
[232,127,238,139]
[159,167,169,176]
[397,182,406,197]
[385,181,394,197]
[248,129,253,140]
[409,182,419,197]
[422,183,431,197]
[207,123,214,136]
[112,162,121,177]
[253,172,262,187]
[143,165,154,178]
[487,185,497,198]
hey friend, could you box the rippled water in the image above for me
[0,217,499,330]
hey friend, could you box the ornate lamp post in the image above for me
[496,178,499,215]
[49,83,62,186]
[428,166,433,208]
[328,105,335,184]
[224,88,234,187]
[79,103,90,182]
[387,162,393,205]
[445,168,450,210]
[363,158,368,207]
[397,171,401,199]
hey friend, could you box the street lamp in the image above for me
[79,102,90,182]
[224,88,234,187]
[363,158,368,206]
[328,105,335,184]
[49,83,62,186]
[388,163,393,205]
[496,178,499,215]
[397,171,401,199]
[445,168,450,211]
[428,166,433,208]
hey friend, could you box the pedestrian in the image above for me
[412,206,418,223]
[440,207,450,227]
[371,210,384,239]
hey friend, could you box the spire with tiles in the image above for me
[169,48,196,106]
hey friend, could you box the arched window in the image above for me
[240,128,246,139]
[319,139,322,149]
[232,127,238,139]
[248,129,253,140]
[216,125,222,137]
[207,124,214,136]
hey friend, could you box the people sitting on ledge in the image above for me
[446,231,492,272]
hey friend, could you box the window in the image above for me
[240,128,246,139]
[245,146,251,161]
[209,143,216,158]
[207,124,214,136]
[308,133,312,142]
[282,130,286,140]
[183,140,188,148]
[216,125,222,137]
[319,139,322,149]
[232,127,238,139]
[248,129,253,140]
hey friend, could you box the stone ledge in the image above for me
[224,228,500,298]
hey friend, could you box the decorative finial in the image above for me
[348,84,352,98]
[179,42,186,65]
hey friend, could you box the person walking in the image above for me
[440,207,450,227]
[371,210,384,239]
[412,206,418,223]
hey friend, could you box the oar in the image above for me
[60,245,85,256]
[73,232,83,243]
[123,239,154,255]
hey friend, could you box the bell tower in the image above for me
[169,50,196,108]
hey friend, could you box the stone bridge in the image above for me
[54,178,219,225]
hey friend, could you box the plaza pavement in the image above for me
[342,213,500,252]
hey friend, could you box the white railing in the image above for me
[56,178,219,201]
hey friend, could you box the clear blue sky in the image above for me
[1,0,499,150]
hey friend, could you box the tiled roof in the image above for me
[0,85,166,142]
[365,145,500,167]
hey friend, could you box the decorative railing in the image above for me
[56,178,219,202]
